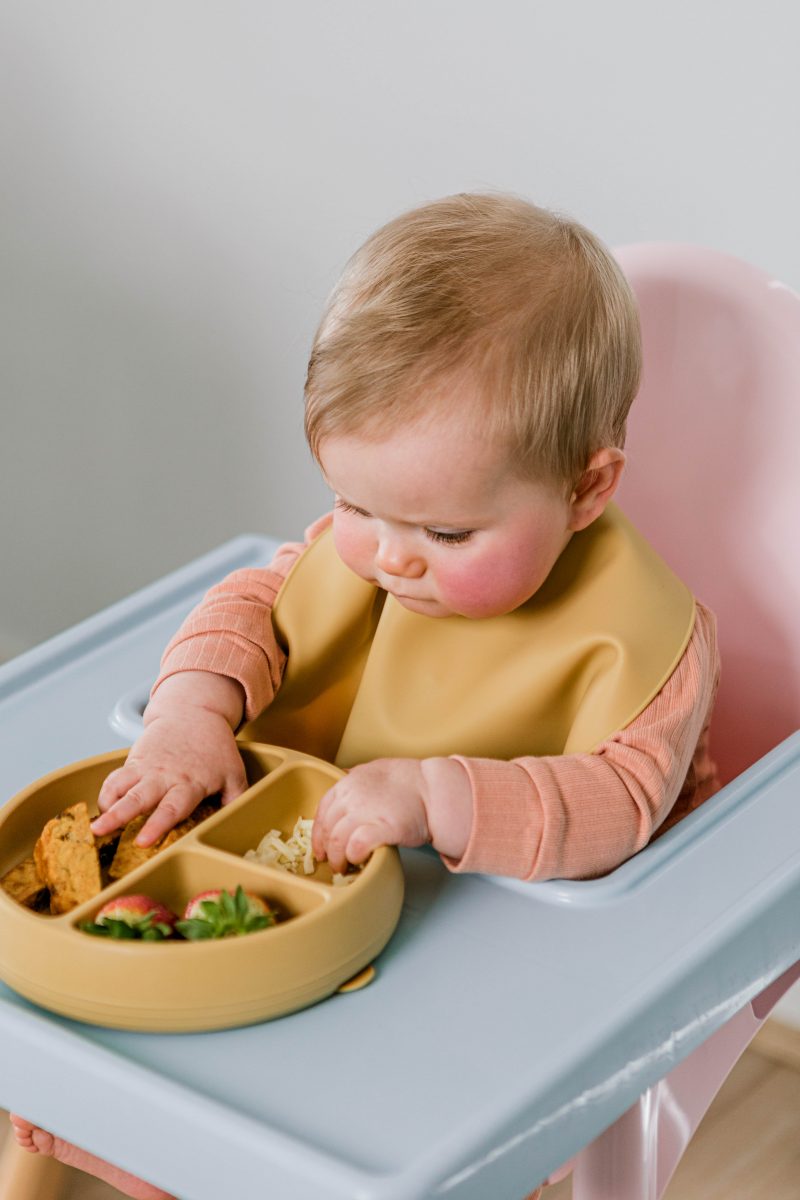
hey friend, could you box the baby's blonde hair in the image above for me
[304,193,641,490]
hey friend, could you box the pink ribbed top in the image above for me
[154,514,720,881]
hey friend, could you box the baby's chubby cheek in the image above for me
[436,553,540,618]
[331,521,373,580]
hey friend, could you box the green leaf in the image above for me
[79,921,111,937]
[140,922,173,941]
[175,918,216,940]
[108,919,138,939]
[244,914,271,933]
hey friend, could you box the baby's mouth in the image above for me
[393,593,437,607]
[374,577,437,607]
[377,580,419,601]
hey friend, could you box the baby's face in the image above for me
[319,410,576,619]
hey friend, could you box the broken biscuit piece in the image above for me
[108,801,217,880]
[1,857,49,911]
[34,802,102,914]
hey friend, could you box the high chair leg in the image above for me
[571,1082,662,1200]
[572,1008,760,1200]
[0,1139,66,1200]
[571,959,800,1200]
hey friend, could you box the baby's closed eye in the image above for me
[335,499,474,546]
[335,499,370,518]
[424,528,474,545]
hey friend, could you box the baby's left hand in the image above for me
[312,759,430,872]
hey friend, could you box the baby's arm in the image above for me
[313,604,719,879]
[92,520,330,847]
[443,602,720,880]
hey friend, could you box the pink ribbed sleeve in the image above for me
[151,514,333,719]
[442,602,720,880]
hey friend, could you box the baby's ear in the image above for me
[568,448,626,531]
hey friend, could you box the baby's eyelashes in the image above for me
[424,528,474,545]
[335,499,474,546]
[335,498,370,518]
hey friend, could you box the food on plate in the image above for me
[95,829,123,871]
[33,802,103,914]
[108,800,218,880]
[175,886,275,940]
[78,887,279,943]
[79,895,178,940]
[2,795,220,916]
[244,816,356,885]
[245,816,316,874]
[0,857,49,911]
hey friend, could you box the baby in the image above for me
[12,193,720,1199]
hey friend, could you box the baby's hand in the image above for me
[311,759,431,873]
[91,709,247,848]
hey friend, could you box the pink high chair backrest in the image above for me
[614,243,800,786]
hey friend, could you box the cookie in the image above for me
[34,802,102,914]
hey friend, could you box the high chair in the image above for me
[561,240,800,1198]
[0,243,798,1200]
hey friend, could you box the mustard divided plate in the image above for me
[0,744,405,1032]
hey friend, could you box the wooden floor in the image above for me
[1,1034,799,1199]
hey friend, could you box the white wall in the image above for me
[2,0,799,652]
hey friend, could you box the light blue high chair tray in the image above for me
[0,534,798,1200]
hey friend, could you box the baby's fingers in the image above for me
[90,775,173,839]
[9,1114,35,1149]
[323,815,392,873]
[343,822,388,867]
[311,784,347,861]
[134,783,206,847]
[96,763,144,818]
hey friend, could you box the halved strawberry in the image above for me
[80,894,177,941]
[175,886,274,940]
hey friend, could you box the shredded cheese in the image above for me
[244,817,354,885]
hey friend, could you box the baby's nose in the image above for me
[375,535,426,578]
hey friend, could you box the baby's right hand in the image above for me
[91,708,248,848]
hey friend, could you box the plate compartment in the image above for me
[0,743,404,1031]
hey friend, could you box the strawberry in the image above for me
[80,895,177,941]
[175,886,275,940]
